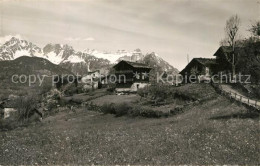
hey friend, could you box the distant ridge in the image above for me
[0,36,179,75]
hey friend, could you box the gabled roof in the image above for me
[194,58,216,66]
[113,60,152,69]
[180,58,216,74]
[214,46,244,56]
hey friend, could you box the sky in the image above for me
[0,0,259,70]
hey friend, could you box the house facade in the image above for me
[180,58,216,82]
[180,44,260,83]
[213,46,235,73]
[113,60,152,92]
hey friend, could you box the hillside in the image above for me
[0,56,73,97]
[0,56,72,77]
[0,91,259,164]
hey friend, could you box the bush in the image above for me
[114,102,132,117]
[137,86,149,98]
[100,103,115,114]
[138,107,163,118]
[99,102,172,118]
[85,102,100,112]
[137,84,176,104]
[12,95,40,121]
[41,89,62,111]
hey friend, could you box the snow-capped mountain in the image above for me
[83,49,133,63]
[0,37,45,61]
[0,37,143,65]
[0,37,179,75]
[43,43,85,64]
[0,37,87,64]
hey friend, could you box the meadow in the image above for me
[0,89,259,164]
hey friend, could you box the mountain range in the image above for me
[0,37,179,75]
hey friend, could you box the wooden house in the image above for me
[113,60,152,92]
[180,58,216,82]
[213,46,246,73]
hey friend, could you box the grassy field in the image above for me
[0,94,259,165]
[90,94,141,105]
[61,88,111,104]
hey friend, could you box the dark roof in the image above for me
[180,58,216,74]
[214,46,244,56]
[193,58,216,66]
[114,60,152,69]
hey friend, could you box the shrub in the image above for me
[12,94,40,121]
[139,107,163,118]
[100,102,171,118]
[100,103,115,114]
[114,102,132,117]
[137,84,176,104]
[128,105,141,117]
[137,86,149,98]
[128,105,164,118]
[85,102,100,112]
[174,91,195,101]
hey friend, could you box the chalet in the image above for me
[213,46,246,73]
[180,46,245,78]
[113,60,152,92]
[180,43,260,83]
[180,58,217,82]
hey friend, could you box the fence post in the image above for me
[234,93,237,99]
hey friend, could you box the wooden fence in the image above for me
[211,83,260,111]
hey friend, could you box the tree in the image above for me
[221,15,241,78]
[249,21,260,39]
